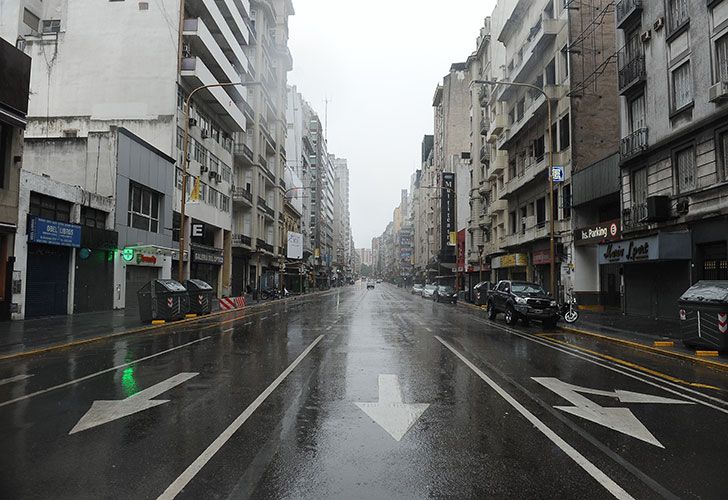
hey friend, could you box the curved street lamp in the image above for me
[470,79,557,298]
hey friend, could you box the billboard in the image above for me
[287,231,303,259]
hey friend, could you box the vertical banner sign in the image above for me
[441,172,456,250]
[456,229,466,272]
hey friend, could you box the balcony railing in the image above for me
[232,187,253,203]
[233,142,254,163]
[256,238,274,253]
[620,128,649,161]
[480,146,490,164]
[618,53,646,93]
[257,197,275,217]
[623,202,647,229]
[232,234,252,247]
[616,0,642,30]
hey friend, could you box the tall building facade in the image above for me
[6,0,294,318]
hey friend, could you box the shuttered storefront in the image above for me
[25,243,70,318]
[124,266,159,315]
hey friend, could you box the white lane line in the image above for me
[436,336,634,500]
[272,313,279,317]
[0,374,33,386]
[325,325,333,331]
[0,337,211,408]
[424,327,432,332]
[223,328,234,334]
[244,322,252,326]
[157,335,325,499]
[260,316,268,321]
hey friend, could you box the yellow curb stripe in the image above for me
[653,341,674,347]
[0,290,335,362]
[560,326,728,373]
[543,336,723,391]
[696,351,720,357]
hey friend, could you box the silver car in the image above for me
[411,284,424,295]
[421,284,437,299]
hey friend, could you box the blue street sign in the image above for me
[28,216,82,247]
[551,165,565,183]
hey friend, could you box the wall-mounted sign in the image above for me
[552,166,565,183]
[28,216,81,248]
[532,249,560,265]
[594,233,694,265]
[287,231,303,260]
[136,253,158,265]
[191,224,204,238]
[492,253,528,269]
[441,172,456,250]
[193,248,224,265]
[574,219,621,246]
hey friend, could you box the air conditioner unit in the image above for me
[200,165,208,173]
[188,118,197,128]
[200,129,209,139]
[676,198,689,215]
[208,171,216,180]
[709,81,728,102]
[645,195,671,221]
[182,43,191,58]
[653,17,665,31]
[640,30,652,43]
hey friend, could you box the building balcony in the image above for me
[478,180,489,195]
[258,197,275,219]
[623,202,648,230]
[499,89,557,149]
[501,221,551,249]
[233,141,254,165]
[258,157,276,185]
[618,53,646,94]
[616,0,642,30]
[480,118,488,136]
[620,128,649,162]
[232,187,253,205]
[488,113,508,140]
[502,151,568,198]
[480,146,490,164]
[256,238,274,254]
[232,233,252,249]
[490,199,508,215]
[180,56,246,132]
[489,152,508,180]
[187,0,251,70]
[500,15,566,101]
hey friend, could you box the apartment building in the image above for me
[487,0,619,298]
[412,135,434,280]
[333,157,352,279]
[230,0,295,294]
[613,0,728,319]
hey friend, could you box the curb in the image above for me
[559,325,728,373]
[0,289,337,362]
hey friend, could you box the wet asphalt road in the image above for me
[1,283,727,499]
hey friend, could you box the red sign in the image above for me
[456,229,466,272]
[532,249,559,265]
[136,254,157,265]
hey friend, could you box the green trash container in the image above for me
[678,280,728,352]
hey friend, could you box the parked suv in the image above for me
[486,280,559,327]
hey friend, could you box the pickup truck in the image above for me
[486,280,559,327]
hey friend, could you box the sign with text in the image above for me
[598,236,658,264]
[551,166,564,183]
[287,231,303,260]
[191,224,204,238]
[28,216,81,248]
[192,249,224,265]
[441,172,456,249]
[492,253,528,269]
[574,220,620,246]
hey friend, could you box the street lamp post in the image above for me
[471,79,557,298]
[179,81,260,283]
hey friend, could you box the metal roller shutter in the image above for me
[25,243,70,318]
[124,266,159,315]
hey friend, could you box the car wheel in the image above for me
[505,306,517,326]
[487,302,496,321]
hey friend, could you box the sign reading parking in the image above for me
[551,166,564,183]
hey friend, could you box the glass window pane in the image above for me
[132,213,148,231]
[717,35,728,82]
[150,220,158,233]
[132,186,141,212]
[151,193,159,218]
[141,189,151,215]
[677,147,695,192]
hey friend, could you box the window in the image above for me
[128,183,160,232]
[629,94,646,133]
[23,8,40,32]
[562,184,571,219]
[559,113,570,150]
[193,140,208,166]
[221,163,232,183]
[221,195,230,213]
[675,146,696,192]
[208,187,218,208]
[41,19,61,34]
[546,58,556,85]
[561,46,569,80]
[668,0,689,34]
[632,168,648,221]
[30,193,71,222]
[536,197,546,226]
[716,34,728,83]
[720,131,728,181]
[81,207,107,228]
[672,62,692,111]
[509,211,516,234]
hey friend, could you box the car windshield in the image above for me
[439,286,455,294]
[511,283,548,295]
[425,285,437,291]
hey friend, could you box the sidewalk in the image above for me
[575,309,681,342]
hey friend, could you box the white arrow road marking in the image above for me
[354,374,429,442]
[69,372,198,434]
[533,377,693,448]
[0,374,33,386]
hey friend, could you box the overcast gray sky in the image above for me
[288,0,496,249]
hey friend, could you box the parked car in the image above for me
[472,281,492,306]
[434,285,458,304]
[412,284,424,295]
[422,284,437,299]
[367,280,375,289]
[486,280,559,327]
[376,279,383,283]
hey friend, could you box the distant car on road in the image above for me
[411,284,424,295]
[434,285,458,304]
[367,281,375,289]
[486,280,559,327]
[376,279,383,283]
[421,284,437,299]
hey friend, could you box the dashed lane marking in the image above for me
[0,374,33,386]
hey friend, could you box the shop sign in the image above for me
[441,172,456,249]
[287,231,303,259]
[193,248,224,265]
[136,253,158,266]
[598,236,657,264]
[456,229,466,272]
[574,219,620,246]
[532,249,559,265]
[492,253,528,269]
[28,216,81,248]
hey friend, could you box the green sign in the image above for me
[122,247,135,262]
